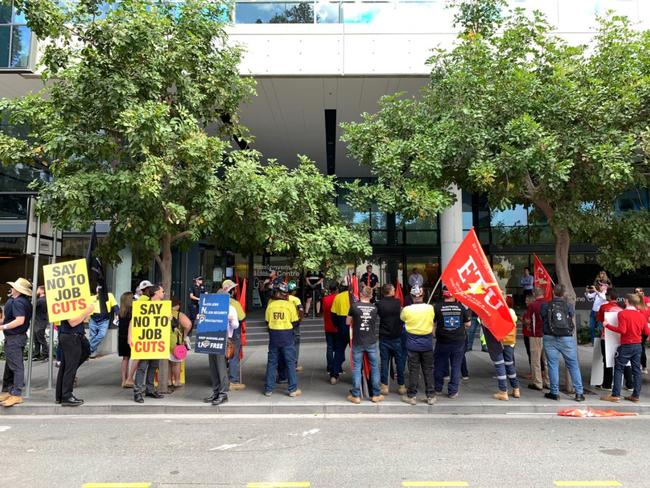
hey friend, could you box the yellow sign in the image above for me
[43,258,91,322]
[131,300,172,360]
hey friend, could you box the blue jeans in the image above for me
[278,327,301,382]
[265,343,298,393]
[433,341,465,395]
[379,336,405,386]
[351,343,381,398]
[543,335,584,395]
[228,328,242,383]
[330,316,349,378]
[613,343,642,398]
[88,317,109,354]
[466,317,479,351]
[588,310,602,344]
[325,332,336,374]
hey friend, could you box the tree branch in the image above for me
[154,253,163,271]
[171,230,192,244]
[523,171,538,200]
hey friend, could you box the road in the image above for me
[1,414,645,487]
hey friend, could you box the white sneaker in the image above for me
[643,368,648,375]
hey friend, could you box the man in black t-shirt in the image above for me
[0,277,33,407]
[304,270,324,316]
[377,283,406,396]
[346,286,383,404]
[433,288,471,399]
[359,265,379,302]
[188,276,205,322]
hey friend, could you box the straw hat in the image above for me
[7,277,32,297]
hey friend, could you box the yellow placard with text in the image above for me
[131,300,172,360]
[43,258,92,323]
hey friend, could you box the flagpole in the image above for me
[427,276,442,304]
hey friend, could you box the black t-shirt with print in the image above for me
[348,301,378,347]
[434,301,470,344]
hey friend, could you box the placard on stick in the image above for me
[43,258,91,322]
[131,300,172,360]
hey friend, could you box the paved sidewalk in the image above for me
[3,337,650,415]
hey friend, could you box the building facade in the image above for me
[0,0,648,310]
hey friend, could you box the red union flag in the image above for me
[441,229,515,341]
[534,255,553,302]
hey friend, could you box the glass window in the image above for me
[10,25,29,68]
[315,1,339,23]
[0,25,9,67]
[462,190,473,231]
[371,230,387,245]
[0,194,28,219]
[341,2,391,24]
[0,3,11,24]
[406,230,437,245]
[0,1,31,69]
[615,189,649,212]
[235,2,314,23]
[490,204,527,227]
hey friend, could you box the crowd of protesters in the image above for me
[1,268,649,409]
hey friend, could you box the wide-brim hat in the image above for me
[222,279,237,292]
[8,277,32,297]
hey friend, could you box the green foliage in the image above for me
[342,6,650,286]
[214,152,371,277]
[1,0,256,276]
[447,0,506,37]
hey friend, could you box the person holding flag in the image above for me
[483,304,520,401]
[533,255,553,302]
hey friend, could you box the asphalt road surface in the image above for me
[1,414,646,487]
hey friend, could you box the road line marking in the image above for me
[247,483,310,488]
[554,482,622,487]
[82,484,152,488]
[402,482,469,487]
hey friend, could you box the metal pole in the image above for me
[47,232,58,391]
[426,276,443,305]
[25,213,41,398]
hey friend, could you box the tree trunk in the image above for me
[552,225,576,306]
[155,233,173,394]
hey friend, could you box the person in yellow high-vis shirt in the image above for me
[264,282,301,397]
[329,281,351,385]
[88,288,119,358]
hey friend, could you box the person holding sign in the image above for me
[264,282,301,397]
[55,303,95,407]
[0,277,33,408]
[129,285,170,403]
[601,294,650,404]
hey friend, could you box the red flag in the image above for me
[440,228,515,341]
[534,255,553,302]
[239,278,247,359]
[395,279,404,307]
[351,274,359,300]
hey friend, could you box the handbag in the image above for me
[225,338,235,360]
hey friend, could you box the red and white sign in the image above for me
[441,229,515,341]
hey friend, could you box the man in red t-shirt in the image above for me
[596,289,625,390]
[601,294,650,403]
[525,288,549,391]
[634,288,650,373]
[322,283,338,375]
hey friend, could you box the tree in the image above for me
[269,2,313,24]
[0,0,256,297]
[214,151,371,276]
[342,5,650,301]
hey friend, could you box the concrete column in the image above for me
[440,185,464,269]
[113,247,133,298]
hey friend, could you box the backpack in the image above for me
[547,300,573,336]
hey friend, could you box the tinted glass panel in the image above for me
[236,2,314,23]
[315,2,339,22]
[10,25,30,67]
[0,4,11,24]
[0,26,9,67]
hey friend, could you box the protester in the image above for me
[359,265,379,301]
[169,298,192,389]
[585,281,608,344]
[329,280,351,385]
[219,279,247,390]
[594,271,612,288]
[188,276,205,324]
[377,283,406,396]
[263,282,300,397]
[33,285,49,361]
[520,267,534,302]
[346,286,383,404]
[131,285,166,404]
[595,288,632,391]
[322,282,338,375]
[117,291,134,388]
[521,294,534,375]
[601,294,650,403]
[304,270,324,316]
[484,307,520,401]
[525,288,549,391]
[400,285,435,405]
[408,268,424,289]
[134,280,153,300]
[433,287,471,399]
[634,288,649,374]
[541,284,585,402]
[0,278,33,407]
[286,280,305,371]
[55,303,94,407]
[259,269,277,310]
[88,287,118,358]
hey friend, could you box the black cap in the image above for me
[194,276,203,281]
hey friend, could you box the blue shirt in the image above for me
[3,295,32,335]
